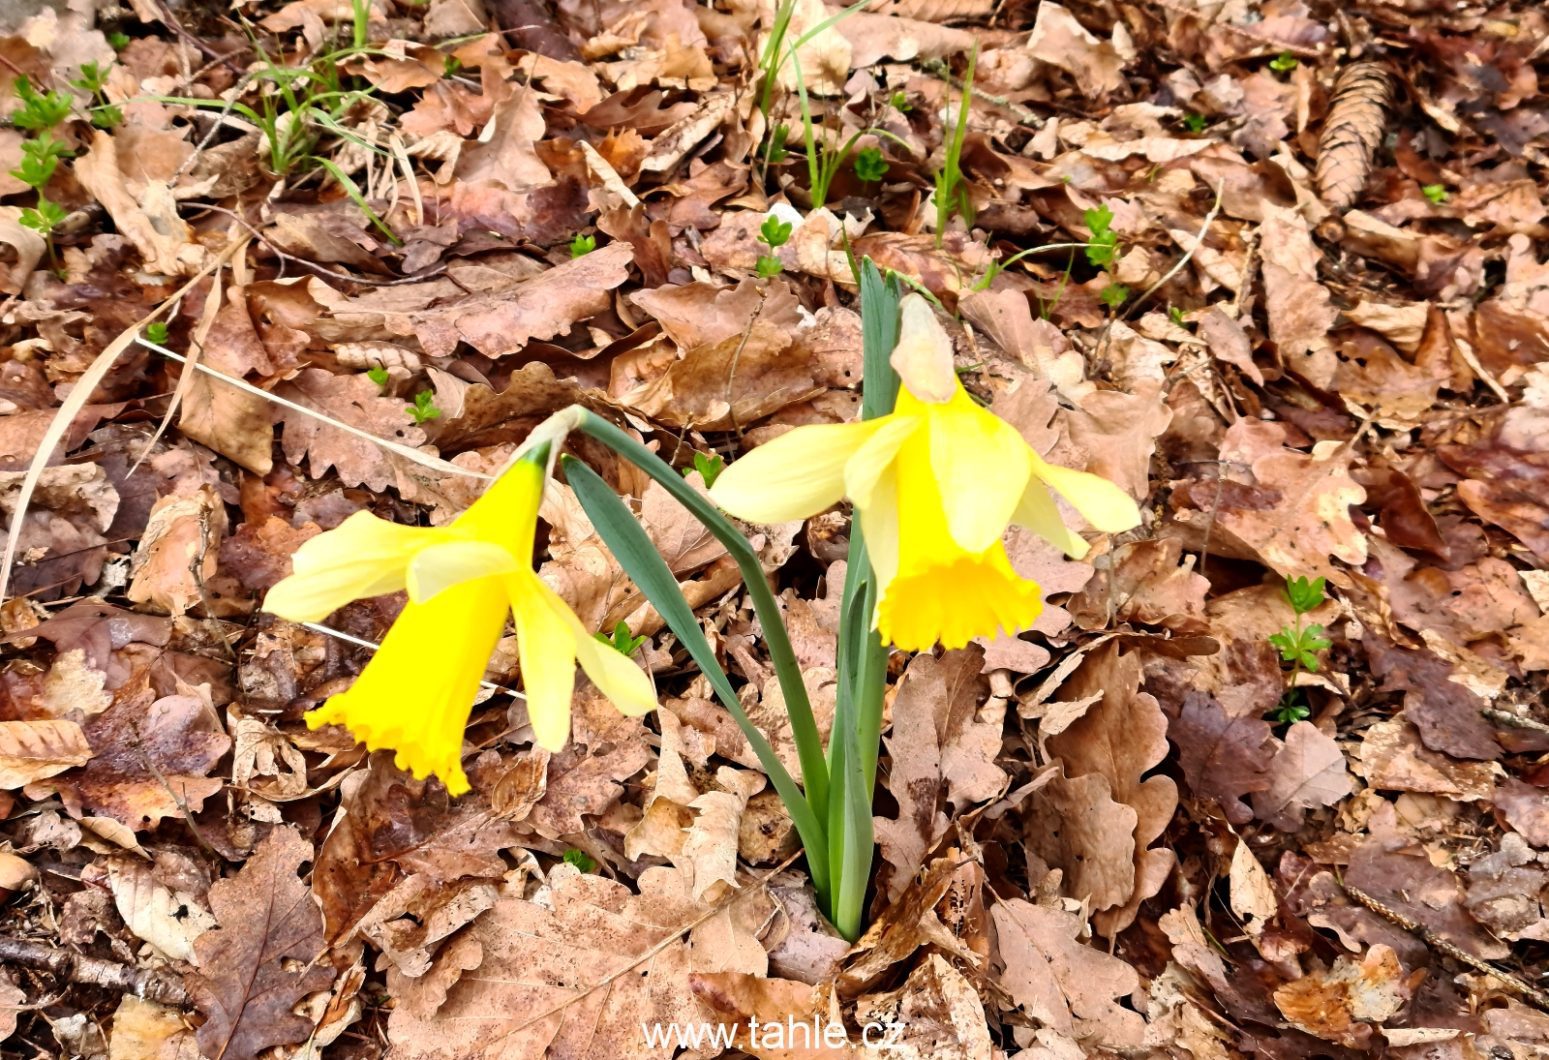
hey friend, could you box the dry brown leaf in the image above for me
[837,13,978,68]
[277,368,434,492]
[456,89,551,190]
[1023,770,1136,912]
[109,995,201,1060]
[1272,945,1411,1048]
[1252,720,1354,831]
[854,954,995,1060]
[1354,718,1494,802]
[1315,62,1395,212]
[991,898,1146,1050]
[1169,691,1275,826]
[126,486,224,618]
[1045,644,1177,935]
[387,864,728,1057]
[1496,779,1549,849]
[0,206,45,294]
[690,971,857,1058]
[72,131,205,276]
[103,855,215,963]
[1259,203,1338,386]
[1025,2,1129,98]
[192,827,334,1060]
[177,290,278,476]
[0,719,93,789]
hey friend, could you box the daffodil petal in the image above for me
[304,577,508,796]
[406,540,523,604]
[876,544,1044,652]
[263,510,435,622]
[1027,450,1143,533]
[711,420,884,524]
[571,618,658,719]
[455,456,546,556]
[509,574,578,751]
[1012,479,1090,559]
[856,464,900,593]
[843,414,919,511]
[928,390,1033,553]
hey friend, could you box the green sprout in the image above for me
[684,450,725,487]
[1267,576,1330,725]
[759,214,793,248]
[889,90,911,113]
[562,848,597,873]
[854,146,888,183]
[1168,304,1187,326]
[366,364,390,387]
[70,63,124,128]
[1421,183,1449,205]
[442,55,462,78]
[1269,51,1299,74]
[10,76,73,132]
[1099,282,1129,310]
[406,389,441,424]
[594,620,647,657]
[10,133,72,190]
[570,232,596,258]
[107,31,131,52]
[1182,113,1208,133]
[1083,204,1119,269]
[143,321,170,345]
[19,197,67,236]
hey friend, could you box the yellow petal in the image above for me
[1012,480,1090,559]
[406,540,522,603]
[890,294,957,404]
[454,455,547,556]
[842,414,919,512]
[876,544,1044,652]
[1027,449,1142,533]
[710,419,884,524]
[263,511,436,622]
[509,573,578,751]
[855,465,901,593]
[305,577,508,796]
[570,616,658,719]
[927,388,1033,553]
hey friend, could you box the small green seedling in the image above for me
[406,389,441,424]
[143,321,170,345]
[562,848,597,872]
[10,133,72,190]
[1267,576,1330,724]
[570,232,596,258]
[442,55,462,78]
[756,213,793,278]
[684,450,725,487]
[107,31,131,52]
[1421,183,1449,205]
[19,198,66,237]
[854,146,888,183]
[69,62,122,129]
[1099,283,1129,310]
[1182,113,1208,134]
[1168,304,1186,326]
[595,620,647,657]
[889,91,911,113]
[10,76,73,132]
[1269,51,1299,74]
[366,364,390,387]
[1083,204,1119,269]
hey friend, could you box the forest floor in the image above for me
[0,0,1547,1057]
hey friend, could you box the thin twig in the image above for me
[0,937,190,1006]
[1120,182,1223,323]
[1344,883,1549,1012]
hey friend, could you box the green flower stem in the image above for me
[573,411,830,827]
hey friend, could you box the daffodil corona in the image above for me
[263,449,656,795]
[709,296,1141,652]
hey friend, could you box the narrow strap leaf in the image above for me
[562,455,831,901]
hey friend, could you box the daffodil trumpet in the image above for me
[262,443,657,796]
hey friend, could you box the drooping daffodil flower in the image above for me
[263,445,656,795]
[709,295,1142,652]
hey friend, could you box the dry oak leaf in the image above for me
[1212,434,1368,581]
[307,242,633,358]
[1025,2,1130,98]
[127,485,224,618]
[1251,721,1353,831]
[1315,62,1395,212]
[1495,779,1549,849]
[30,681,230,830]
[177,291,279,476]
[192,827,334,1060]
[1272,945,1411,1049]
[1023,769,1137,913]
[277,368,433,493]
[71,130,205,276]
[1045,643,1177,936]
[691,970,859,1058]
[853,953,995,1060]
[387,864,717,1059]
[0,719,93,789]
[991,898,1146,1050]
[1354,718,1494,803]
[1169,691,1275,826]
[1258,204,1338,386]
[103,855,215,964]
[108,995,200,1060]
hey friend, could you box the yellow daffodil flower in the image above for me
[709,296,1141,652]
[263,450,656,795]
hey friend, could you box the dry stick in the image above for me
[1343,884,1549,1012]
[1120,182,1224,324]
[0,937,190,1006]
[0,240,245,605]
[137,341,490,483]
